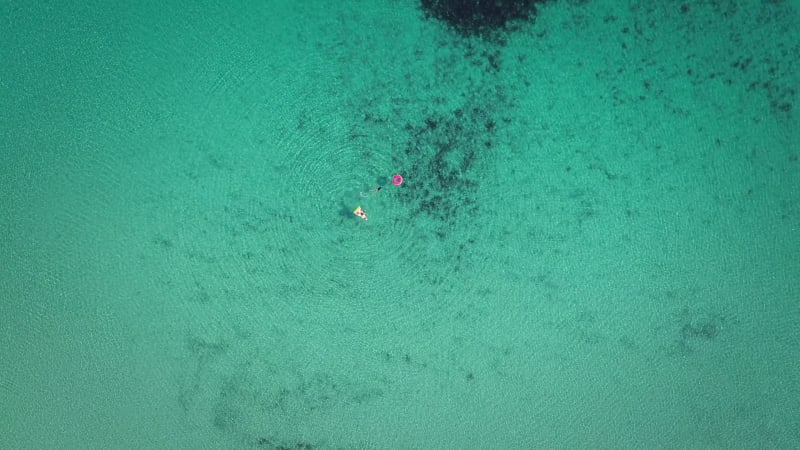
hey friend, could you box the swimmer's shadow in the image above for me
[338,203,354,219]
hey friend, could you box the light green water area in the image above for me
[2,1,799,448]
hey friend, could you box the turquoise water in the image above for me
[2,1,799,448]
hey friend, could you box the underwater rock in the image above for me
[420,0,542,37]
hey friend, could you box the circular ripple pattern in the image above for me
[270,122,426,303]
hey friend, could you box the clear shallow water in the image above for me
[2,1,799,448]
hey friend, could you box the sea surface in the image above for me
[2,1,799,448]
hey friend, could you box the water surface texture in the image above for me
[2,1,799,448]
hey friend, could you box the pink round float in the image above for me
[392,174,404,186]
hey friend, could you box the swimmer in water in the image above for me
[360,186,381,197]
